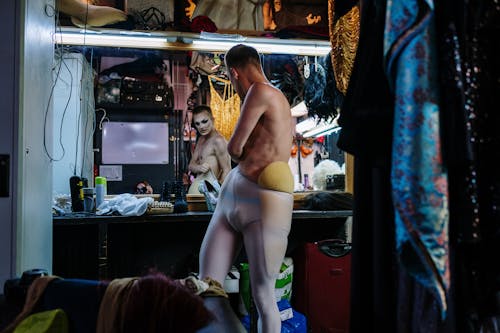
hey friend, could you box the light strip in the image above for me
[54,28,184,50]
[54,27,331,56]
[315,126,341,137]
[302,120,340,138]
[191,39,331,56]
[296,117,319,133]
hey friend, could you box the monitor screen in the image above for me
[102,121,169,164]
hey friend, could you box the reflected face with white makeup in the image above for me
[193,109,215,137]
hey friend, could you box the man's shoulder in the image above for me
[252,81,279,94]
[210,133,228,146]
[250,83,288,107]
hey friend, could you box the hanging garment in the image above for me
[384,0,450,319]
[272,1,328,30]
[191,0,265,31]
[208,76,240,141]
[435,1,500,331]
[263,54,304,108]
[327,0,360,94]
[335,0,398,331]
[303,54,343,121]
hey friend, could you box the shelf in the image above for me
[54,26,332,56]
[95,102,173,113]
[53,209,352,225]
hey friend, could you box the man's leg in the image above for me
[199,210,242,285]
[243,190,293,333]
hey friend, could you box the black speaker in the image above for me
[69,176,87,212]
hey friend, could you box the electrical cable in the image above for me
[46,2,96,181]
[43,10,73,162]
[72,58,80,176]
[43,52,66,162]
[95,108,109,130]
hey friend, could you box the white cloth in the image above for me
[96,193,154,216]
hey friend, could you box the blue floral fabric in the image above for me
[384,0,450,318]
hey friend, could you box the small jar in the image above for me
[82,187,95,213]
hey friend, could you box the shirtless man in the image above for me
[188,105,231,195]
[198,44,294,333]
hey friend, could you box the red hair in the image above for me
[122,272,214,333]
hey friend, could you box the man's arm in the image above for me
[214,137,232,183]
[188,145,210,175]
[227,83,269,162]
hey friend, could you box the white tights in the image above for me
[199,167,293,333]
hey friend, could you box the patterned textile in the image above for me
[435,1,500,330]
[328,0,360,94]
[208,76,240,141]
[384,0,450,318]
[191,0,265,31]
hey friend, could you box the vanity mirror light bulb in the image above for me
[55,27,332,56]
[191,40,331,56]
[302,123,340,138]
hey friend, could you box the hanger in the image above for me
[304,56,310,79]
[208,75,231,85]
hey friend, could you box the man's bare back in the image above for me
[235,82,293,182]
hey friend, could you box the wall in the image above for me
[15,0,54,277]
[52,53,95,196]
[0,0,19,288]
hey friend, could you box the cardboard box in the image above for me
[186,194,207,211]
[293,192,310,210]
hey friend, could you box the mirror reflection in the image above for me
[51,46,346,198]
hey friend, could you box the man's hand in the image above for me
[198,162,211,174]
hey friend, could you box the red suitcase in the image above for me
[292,239,351,333]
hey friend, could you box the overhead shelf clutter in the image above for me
[54,26,332,56]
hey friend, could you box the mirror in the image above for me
[52,45,346,196]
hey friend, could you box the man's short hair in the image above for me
[192,105,213,117]
[225,44,261,69]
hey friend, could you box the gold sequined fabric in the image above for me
[208,75,241,141]
[328,0,360,94]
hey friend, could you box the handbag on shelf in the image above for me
[120,75,174,109]
[189,51,220,76]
